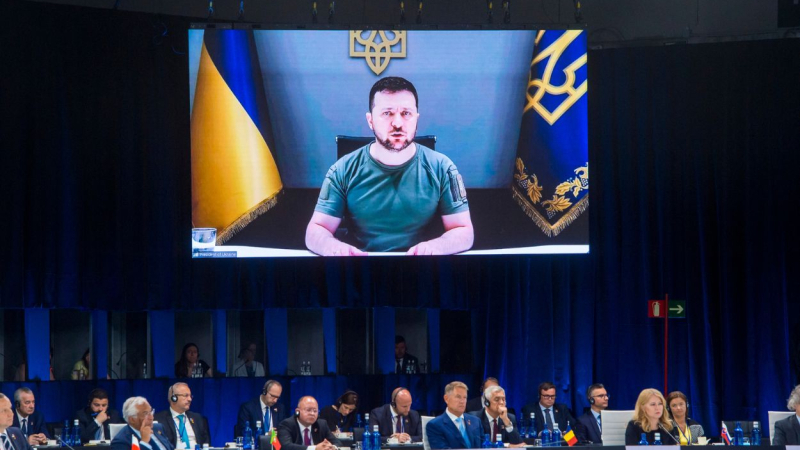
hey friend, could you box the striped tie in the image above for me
[2,435,14,450]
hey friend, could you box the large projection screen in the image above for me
[189,28,589,257]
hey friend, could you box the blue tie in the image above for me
[178,415,190,448]
[2,434,13,450]
[264,408,271,430]
[456,417,470,447]
[21,418,28,437]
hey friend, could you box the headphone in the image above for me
[295,409,301,417]
[484,390,492,407]
[336,390,358,407]
[392,388,408,408]
[263,380,279,396]
[169,385,178,403]
[665,401,690,412]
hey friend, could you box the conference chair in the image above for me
[421,415,434,450]
[335,135,437,159]
[768,411,795,444]
[109,423,126,440]
[599,410,634,446]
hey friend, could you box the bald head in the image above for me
[295,396,319,427]
[392,388,413,416]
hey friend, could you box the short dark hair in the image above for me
[586,383,605,400]
[395,335,406,345]
[88,388,109,403]
[538,381,556,394]
[369,77,418,112]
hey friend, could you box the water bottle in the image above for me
[495,434,503,448]
[752,421,761,446]
[61,420,70,447]
[552,424,561,446]
[142,362,148,379]
[653,433,662,445]
[529,413,537,439]
[243,421,253,450]
[363,424,373,450]
[639,433,649,445]
[482,434,493,448]
[734,422,744,446]
[372,425,381,450]
[72,419,80,446]
[255,421,264,449]
[540,427,551,447]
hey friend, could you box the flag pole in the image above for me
[664,293,669,395]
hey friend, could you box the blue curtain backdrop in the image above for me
[3,0,800,443]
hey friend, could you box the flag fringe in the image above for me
[512,189,589,237]
[216,190,282,245]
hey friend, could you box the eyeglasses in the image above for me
[265,392,281,400]
[541,395,556,400]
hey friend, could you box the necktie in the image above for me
[2,435,13,450]
[395,360,401,374]
[396,416,403,434]
[597,413,602,432]
[21,419,28,437]
[456,417,469,447]
[303,428,311,446]
[492,419,499,442]
[95,423,104,441]
[178,415,190,448]
[544,409,553,432]
[264,408,272,431]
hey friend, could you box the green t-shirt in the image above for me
[314,143,469,252]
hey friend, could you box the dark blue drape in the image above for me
[3,0,800,441]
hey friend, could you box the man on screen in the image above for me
[305,76,474,255]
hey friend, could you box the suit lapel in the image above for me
[444,417,468,448]
[791,417,800,444]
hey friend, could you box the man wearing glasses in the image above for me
[276,397,341,450]
[155,383,211,449]
[111,397,174,450]
[576,384,609,444]
[521,382,576,438]
[237,380,286,436]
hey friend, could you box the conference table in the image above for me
[34,446,793,450]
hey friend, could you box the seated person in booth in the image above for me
[230,342,265,378]
[465,378,499,415]
[154,383,211,449]
[305,76,474,256]
[575,383,608,444]
[624,388,677,445]
[276,396,341,450]
[75,388,124,443]
[666,391,704,445]
[773,384,800,445]
[174,343,212,378]
[0,393,32,450]
[71,349,92,380]
[394,336,420,374]
[369,387,422,442]
[111,397,174,450]
[237,380,286,435]
[11,388,49,446]
[319,391,358,433]
[468,385,524,446]
[521,382,576,437]
[425,381,483,449]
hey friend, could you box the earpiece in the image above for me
[169,385,178,403]
[589,397,595,405]
[295,409,300,417]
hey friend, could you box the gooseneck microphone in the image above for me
[57,435,77,450]
[658,424,682,445]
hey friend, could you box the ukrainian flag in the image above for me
[512,30,588,237]
[191,29,282,244]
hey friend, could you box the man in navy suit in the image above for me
[425,381,482,449]
[468,385,523,445]
[369,387,422,442]
[153,383,211,448]
[773,385,800,445]
[575,384,608,444]
[276,396,341,450]
[521,382,576,437]
[395,336,420,374]
[11,388,49,446]
[237,380,286,436]
[111,397,174,450]
[1,393,33,450]
[75,388,124,443]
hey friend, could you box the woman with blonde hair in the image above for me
[625,388,677,445]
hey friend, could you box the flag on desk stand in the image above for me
[511,30,588,237]
[563,423,578,446]
[721,422,733,445]
[270,429,281,450]
[191,29,283,244]
[131,434,140,450]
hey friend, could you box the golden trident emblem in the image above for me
[350,30,407,75]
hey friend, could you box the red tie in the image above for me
[396,416,403,433]
[492,419,499,442]
[304,428,311,446]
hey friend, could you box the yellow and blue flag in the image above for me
[191,29,282,244]
[512,30,588,237]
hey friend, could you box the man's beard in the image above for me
[377,130,416,153]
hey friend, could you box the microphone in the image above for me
[658,424,681,445]
[57,435,77,450]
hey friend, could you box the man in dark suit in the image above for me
[465,378,499,414]
[369,387,422,442]
[395,336,420,374]
[276,396,341,450]
[773,385,800,445]
[1,393,33,450]
[575,384,608,444]
[76,388,124,443]
[111,397,174,450]
[154,383,211,449]
[468,385,523,445]
[237,380,286,436]
[425,381,483,449]
[521,382,576,436]
[11,388,49,446]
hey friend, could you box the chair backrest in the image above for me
[600,410,634,446]
[768,411,794,444]
[109,423,126,440]
[421,415,434,450]
[335,135,437,159]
